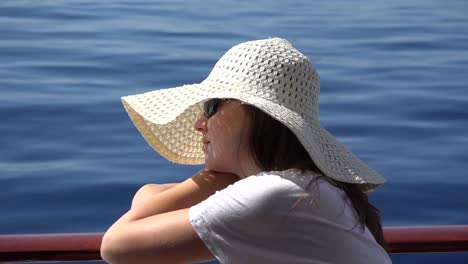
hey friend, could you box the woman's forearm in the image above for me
[131,183,178,210]
[126,168,239,221]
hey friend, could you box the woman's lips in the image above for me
[202,141,210,151]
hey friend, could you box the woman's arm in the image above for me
[131,183,178,210]
[128,168,239,220]
[101,168,240,264]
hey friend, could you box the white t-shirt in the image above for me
[189,169,392,264]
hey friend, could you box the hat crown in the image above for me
[202,38,320,124]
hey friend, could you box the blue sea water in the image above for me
[1,0,467,263]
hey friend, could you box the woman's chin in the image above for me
[204,159,231,174]
[204,161,220,172]
[203,157,215,170]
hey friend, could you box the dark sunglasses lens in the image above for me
[203,99,221,118]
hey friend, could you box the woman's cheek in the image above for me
[207,142,234,171]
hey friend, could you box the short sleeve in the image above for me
[189,174,299,263]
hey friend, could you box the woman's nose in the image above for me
[194,114,207,132]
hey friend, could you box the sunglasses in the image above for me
[203,99,231,118]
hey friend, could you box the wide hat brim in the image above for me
[122,81,385,192]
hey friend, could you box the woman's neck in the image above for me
[236,157,262,179]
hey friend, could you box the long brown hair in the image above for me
[242,103,389,252]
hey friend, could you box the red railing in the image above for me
[1,225,468,262]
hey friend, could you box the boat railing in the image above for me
[1,225,467,262]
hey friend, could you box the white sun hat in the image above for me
[122,37,386,191]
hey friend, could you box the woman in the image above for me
[101,38,392,263]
